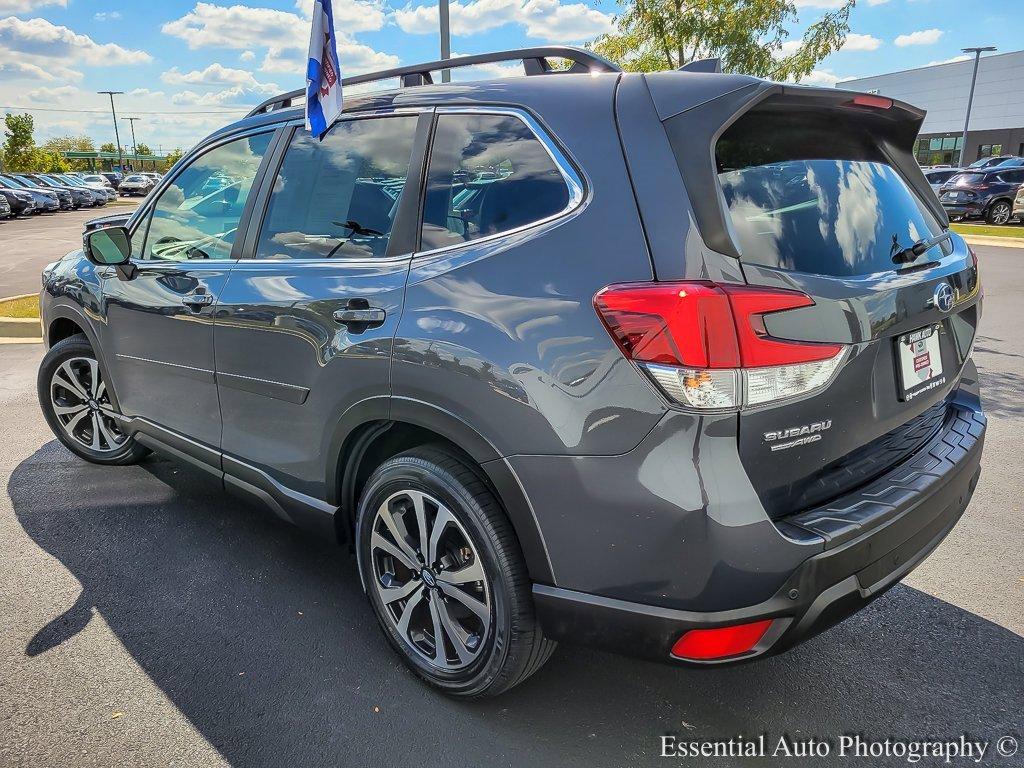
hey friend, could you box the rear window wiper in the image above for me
[891,230,952,265]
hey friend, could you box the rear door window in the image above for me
[255,115,417,260]
[420,113,571,251]
[716,113,948,277]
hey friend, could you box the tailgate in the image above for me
[664,86,981,518]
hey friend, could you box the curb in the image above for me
[0,293,42,342]
[960,235,1024,249]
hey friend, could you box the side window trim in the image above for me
[240,108,433,263]
[128,124,283,262]
[414,105,587,259]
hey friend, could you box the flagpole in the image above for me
[439,0,451,83]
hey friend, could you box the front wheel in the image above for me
[356,446,555,698]
[37,334,148,465]
[986,200,1012,225]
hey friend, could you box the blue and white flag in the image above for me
[305,0,343,139]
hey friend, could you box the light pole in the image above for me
[123,116,140,169]
[98,90,125,173]
[959,46,996,167]
[439,0,450,83]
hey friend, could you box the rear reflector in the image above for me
[671,619,774,661]
[594,281,845,410]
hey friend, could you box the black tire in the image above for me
[986,200,1012,225]
[356,446,555,698]
[37,334,148,465]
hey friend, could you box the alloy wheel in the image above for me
[49,357,126,453]
[369,489,491,671]
[991,202,1011,225]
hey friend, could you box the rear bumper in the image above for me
[533,400,985,664]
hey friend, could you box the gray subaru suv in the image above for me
[37,47,985,697]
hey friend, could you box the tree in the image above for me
[136,143,153,156]
[34,149,70,173]
[160,148,184,172]
[100,142,117,154]
[42,135,95,171]
[593,0,854,81]
[2,113,37,172]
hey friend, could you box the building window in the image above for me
[978,144,1003,160]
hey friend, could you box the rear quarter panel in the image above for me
[392,77,668,457]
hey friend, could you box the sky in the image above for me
[0,0,1020,153]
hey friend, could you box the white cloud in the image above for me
[163,1,384,50]
[171,85,278,107]
[866,0,890,5]
[261,40,397,76]
[894,28,944,47]
[162,63,278,93]
[240,50,255,62]
[94,11,122,22]
[0,57,62,81]
[797,69,842,87]
[927,54,970,66]
[394,0,613,41]
[24,84,79,103]
[0,16,152,68]
[0,0,66,13]
[841,33,882,52]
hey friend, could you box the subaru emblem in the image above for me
[932,283,954,314]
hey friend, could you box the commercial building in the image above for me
[839,50,1024,166]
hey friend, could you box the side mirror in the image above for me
[84,226,131,266]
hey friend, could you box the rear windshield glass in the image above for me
[716,112,946,277]
[949,173,985,186]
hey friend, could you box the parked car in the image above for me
[0,186,35,216]
[991,157,1024,168]
[0,174,59,213]
[0,192,11,219]
[57,174,116,202]
[1013,185,1024,223]
[101,172,123,190]
[13,173,94,209]
[36,47,985,698]
[939,167,1024,224]
[37,173,107,207]
[118,174,156,197]
[923,168,958,194]
[73,174,118,201]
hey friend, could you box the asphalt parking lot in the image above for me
[0,213,1021,766]
[0,206,136,298]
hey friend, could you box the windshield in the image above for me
[0,176,18,189]
[38,175,63,185]
[126,175,147,182]
[13,175,40,188]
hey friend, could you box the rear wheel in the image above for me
[986,200,1012,225]
[356,446,555,697]
[37,334,148,465]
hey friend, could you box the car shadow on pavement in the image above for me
[10,441,1024,768]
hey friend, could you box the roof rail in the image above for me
[246,46,621,118]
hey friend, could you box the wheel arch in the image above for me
[329,397,555,584]
[44,304,127,413]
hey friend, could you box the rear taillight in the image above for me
[594,281,845,411]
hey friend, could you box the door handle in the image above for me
[182,292,214,309]
[333,299,386,331]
